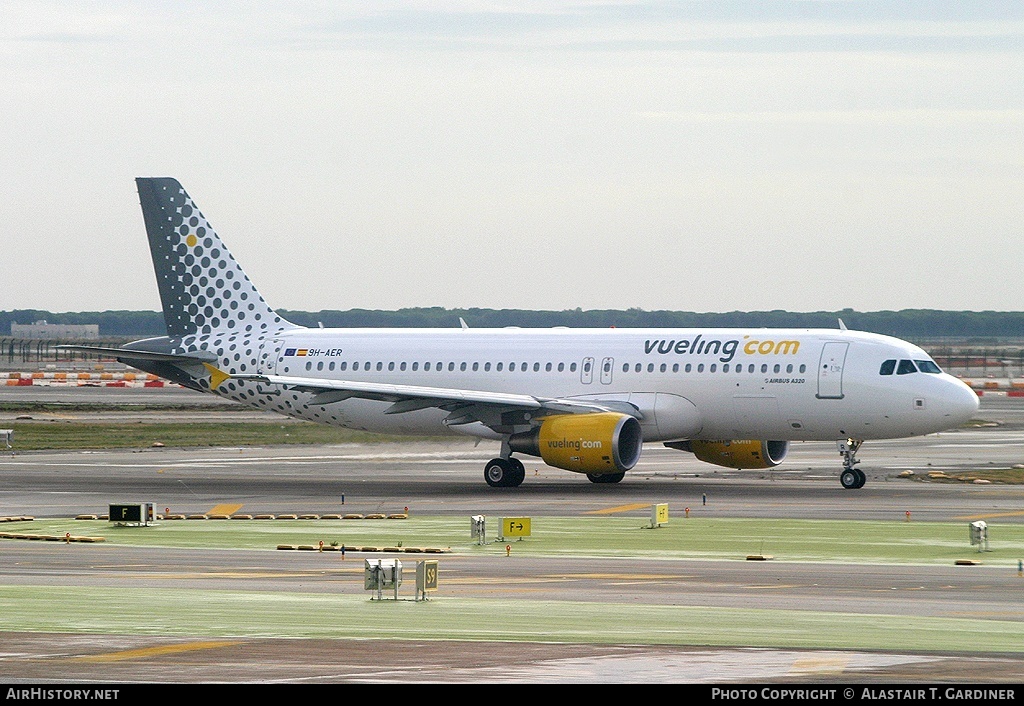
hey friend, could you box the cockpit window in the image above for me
[879,359,896,376]
[896,359,918,375]
[915,360,942,374]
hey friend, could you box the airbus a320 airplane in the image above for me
[62,178,980,489]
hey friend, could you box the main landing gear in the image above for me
[838,438,866,489]
[483,459,627,486]
[484,457,525,488]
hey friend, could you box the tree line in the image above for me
[3,307,1024,342]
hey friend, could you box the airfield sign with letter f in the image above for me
[500,517,531,540]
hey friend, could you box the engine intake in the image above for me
[509,412,643,474]
[666,439,789,470]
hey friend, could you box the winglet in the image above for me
[459,317,469,330]
[838,318,848,331]
[203,363,231,391]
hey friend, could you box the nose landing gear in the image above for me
[838,438,866,489]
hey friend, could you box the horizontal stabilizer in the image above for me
[55,345,217,363]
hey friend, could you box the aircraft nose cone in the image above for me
[946,378,980,425]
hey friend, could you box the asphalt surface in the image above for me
[1,389,1023,685]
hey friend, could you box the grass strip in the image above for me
[5,517,1023,653]
[3,421,441,449]
[0,586,1021,653]
[17,517,1024,566]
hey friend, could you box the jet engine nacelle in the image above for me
[666,439,790,470]
[509,412,643,474]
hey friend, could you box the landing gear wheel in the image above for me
[840,469,860,490]
[484,458,525,488]
[508,458,526,487]
[485,458,511,487]
[587,472,625,484]
[837,437,866,490]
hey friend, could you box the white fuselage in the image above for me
[208,326,978,443]
[106,177,983,487]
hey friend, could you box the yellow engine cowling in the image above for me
[667,439,789,470]
[508,412,643,474]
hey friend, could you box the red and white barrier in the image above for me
[3,372,178,388]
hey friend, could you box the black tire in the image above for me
[508,458,526,487]
[840,469,860,490]
[587,472,625,484]
[854,468,866,489]
[485,459,511,488]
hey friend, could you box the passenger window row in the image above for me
[622,362,807,375]
[300,360,582,373]
[294,360,808,375]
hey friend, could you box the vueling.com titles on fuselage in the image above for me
[643,336,801,363]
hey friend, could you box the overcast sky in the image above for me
[3,1,1023,316]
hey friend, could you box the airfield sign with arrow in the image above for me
[500,517,532,540]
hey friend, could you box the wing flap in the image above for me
[231,374,624,421]
[235,374,546,408]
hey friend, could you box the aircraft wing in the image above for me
[232,373,640,430]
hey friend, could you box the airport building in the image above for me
[10,320,99,340]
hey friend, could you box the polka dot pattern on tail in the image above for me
[137,178,294,341]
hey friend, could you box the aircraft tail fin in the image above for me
[135,177,294,339]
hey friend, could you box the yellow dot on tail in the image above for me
[186,234,197,247]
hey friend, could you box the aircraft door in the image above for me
[600,357,614,385]
[258,338,286,375]
[581,357,594,384]
[817,342,849,399]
